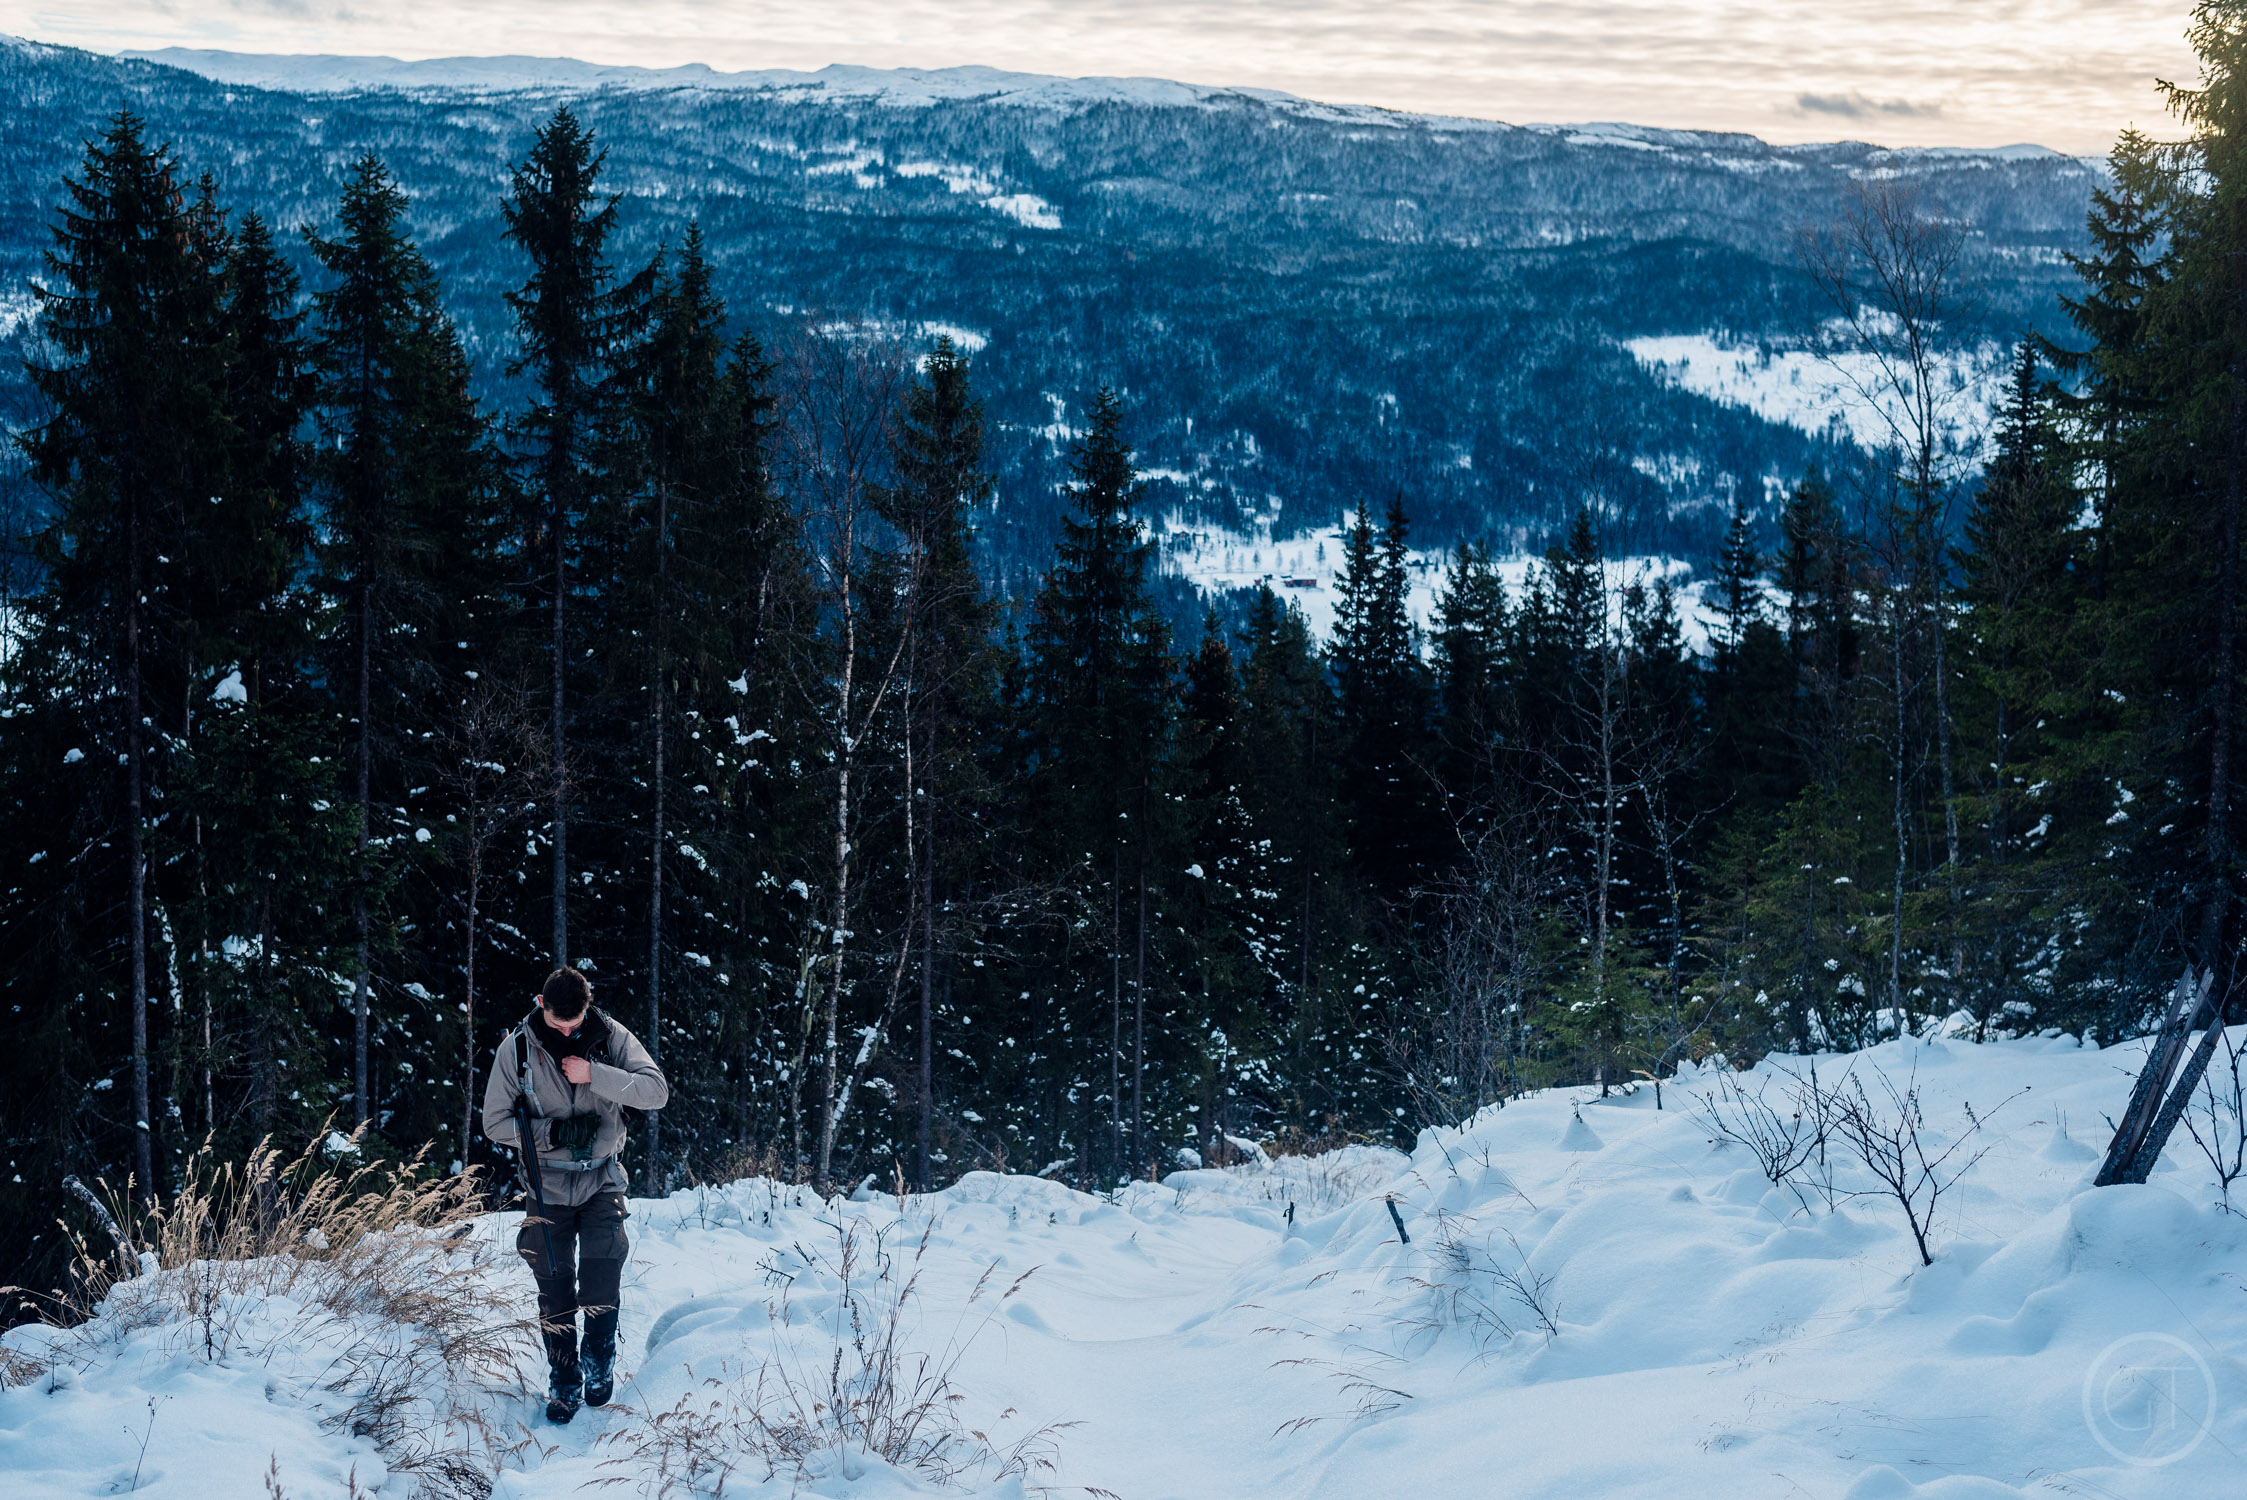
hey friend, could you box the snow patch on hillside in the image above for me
[981,192,1061,230]
[1153,517,1438,641]
[894,160,1000,197]
[1627,332,2005,450]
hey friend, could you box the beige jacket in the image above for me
[482,1008,669,1206]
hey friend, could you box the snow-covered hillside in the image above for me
[8,1034,2237,1498]
[1627,332,2010,452]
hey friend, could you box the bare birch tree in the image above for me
[773,326,913,1189]
[1804,179,1986,1006]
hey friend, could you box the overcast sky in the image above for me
[0,1,2198,153]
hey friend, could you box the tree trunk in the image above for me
[462,831,481,1165]
[1133,775,1148,1174]
[2097,970,2208,1186]
[126,493,153,1199]
[551,480,569,968]
[817,563,859,1188]
[253,887,276,1136]
[197,813,212,1137]
[353,571,373,1127]
[1110,841,1124,1182]
[918,838,935,1192]
[2202,391,2243,986]
[917,687,936,1192]
[819,756,850,1188]
[1890,583,1909,1030]
[1588,644,1620,1095]
[646,483,668,1186]
[1931,560,1962,993]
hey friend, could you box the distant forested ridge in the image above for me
[0,36,2101,585]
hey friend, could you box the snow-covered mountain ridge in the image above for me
[129,45,2079,166]
[5,1033,2240,1497]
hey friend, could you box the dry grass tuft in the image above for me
[598,1216,1064,1495]
[1406,1211,1561,1349]
[8,1128,532,1498]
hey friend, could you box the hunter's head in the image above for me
[539,967,593,1032]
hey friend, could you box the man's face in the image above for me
[540,996,586,1035]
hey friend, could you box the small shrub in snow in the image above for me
[1693,1067,1839,1209]
[1821,1065,2021,1267]
[2181,1026,2247,1209]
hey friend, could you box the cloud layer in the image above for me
[1,0,2196,152]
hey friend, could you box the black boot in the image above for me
[581,1308,618,1407]
[545,1372,583,1425]
[542,1319,582,1424]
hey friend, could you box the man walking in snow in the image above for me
[483,966,668,1423]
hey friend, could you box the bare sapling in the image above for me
[1822,1065,2023,1266]
[1695,1066,1839,1209]
[2179,1024,2247,1209]
[1412,1212,1560,1349]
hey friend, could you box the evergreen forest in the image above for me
[8,11,2247,1297]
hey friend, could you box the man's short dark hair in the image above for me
[541,967,593,1021]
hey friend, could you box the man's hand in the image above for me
[561,1056,592,1086]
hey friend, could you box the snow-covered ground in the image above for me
[8,1034,2244,1498]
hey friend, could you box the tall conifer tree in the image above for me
[504,106,652,967]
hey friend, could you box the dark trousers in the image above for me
[517,1188,628,1382]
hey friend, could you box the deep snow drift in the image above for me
[6,1034,2243,1498]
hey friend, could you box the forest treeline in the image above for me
[8,11,2247,1287]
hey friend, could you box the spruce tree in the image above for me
[1174,613,1267,1157]
[2088,2,2247,1183]
[1235,586,1351,1129]
[1331,496,1440,910]
[883,335,998,1188]
[1701,499,1797,820]
[1431,541,1512,835]
[605,225,729,1183]
[308,155,440,1129]
[19,113,231,1197]
[504,106,653,969]
[1023,387,1172,1180]
[1953,344,2083,1032]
